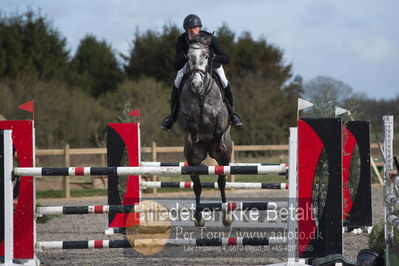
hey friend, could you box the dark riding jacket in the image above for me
[174,31,229,71]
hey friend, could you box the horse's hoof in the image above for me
[194,217,205,227]
[222,212,233,227]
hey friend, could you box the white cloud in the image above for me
[345,37,398,63]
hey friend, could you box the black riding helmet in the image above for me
[183,14,202,29]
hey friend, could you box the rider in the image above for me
[161,14,243,132]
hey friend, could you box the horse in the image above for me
[177,33,233,227]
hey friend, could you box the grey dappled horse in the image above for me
[177,34,233,227]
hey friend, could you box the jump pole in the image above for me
[140,181,288,190]
[141,161,288,169]
[37,237,287,250]
[14,165,287,176]
[36,201,288,215]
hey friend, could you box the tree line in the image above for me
[0,10,397,148]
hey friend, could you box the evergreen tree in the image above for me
[70,35,124,97]
[232,31,292,85]
[0,10,70,80]
[124,25,181,84]
[215,23,236,60]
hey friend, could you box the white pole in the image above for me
[3,130,14,265]
[287,127,298,263]
[384,115,394,266]
[14,165,288,176]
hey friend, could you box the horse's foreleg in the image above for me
[185,138,207,227]
[218,174,232,227]
[215,151,232,227]
[218,175,227,203]
[213,129,225,153]
[188,121,199,143]
[191,175,204,227]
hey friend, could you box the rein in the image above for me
[186,58,214,99]
[186,56,215,126]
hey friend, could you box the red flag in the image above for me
[128,109,140,122]
[18,100,34,113]
[18,100,35,120]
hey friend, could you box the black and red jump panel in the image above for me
[343,121,372,227]
[298,118,342,258]
[107,123,140,229]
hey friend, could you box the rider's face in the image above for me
[187,26,201,36]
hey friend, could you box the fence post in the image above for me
[63,143,71,198]
[100,152,107,187]
[230,141,235,183]
[151,141,158,195]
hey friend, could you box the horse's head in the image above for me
[186,34,213,96]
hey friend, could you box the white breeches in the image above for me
[174,64,188,88]
[174,64,229,88]
[213,66,228,88]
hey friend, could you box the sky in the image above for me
[1,0,398,99]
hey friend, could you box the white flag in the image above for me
[335,106,350,116]
[297,98,313,111]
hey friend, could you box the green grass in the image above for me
[37,188,107,199]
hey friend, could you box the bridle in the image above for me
[185,48,214,99]
[185,45,215,125]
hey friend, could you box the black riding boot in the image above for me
[161,85,179,132]
[225,84,243,126]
